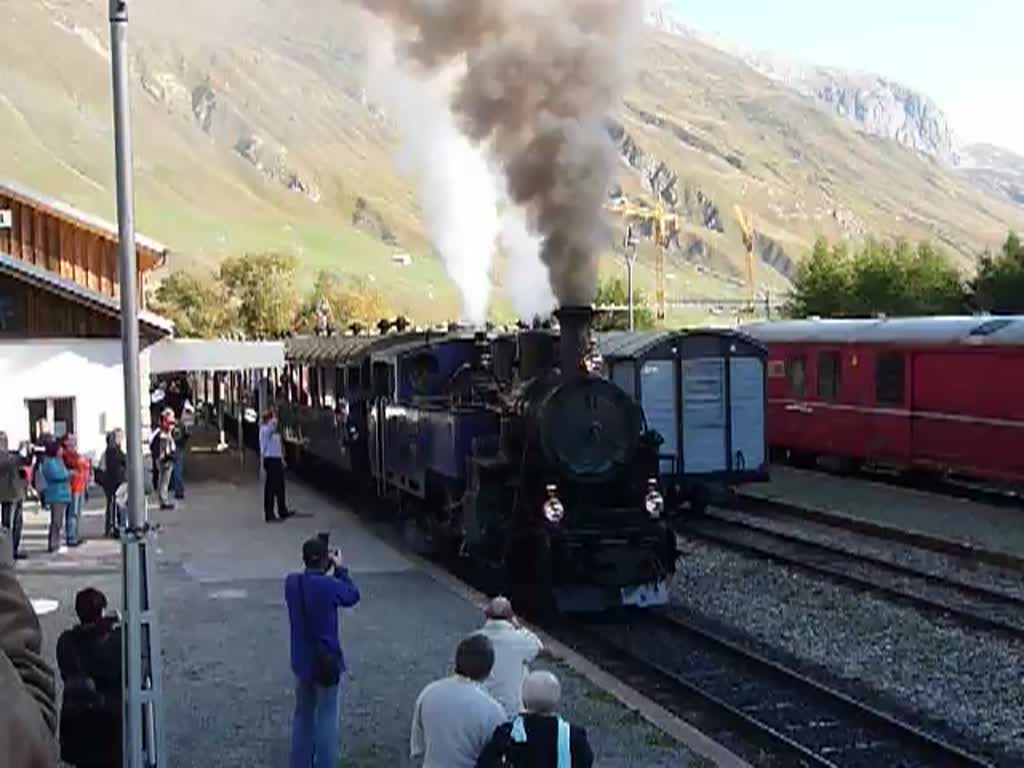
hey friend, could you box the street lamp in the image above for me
[624,225,638,331]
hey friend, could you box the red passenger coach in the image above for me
[742,317,1024,486]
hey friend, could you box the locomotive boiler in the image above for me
[460,306,679,613]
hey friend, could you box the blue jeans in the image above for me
[289,679,340,768]
[66,493,83,545]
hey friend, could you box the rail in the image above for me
[558,610,1002,767]
[727,490,1024,572]
[680,511,1024,639]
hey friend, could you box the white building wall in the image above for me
[0,339,152,460]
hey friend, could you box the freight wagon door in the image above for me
[730,357,765,472]
[682,358,727,474]
[640,360,677,474]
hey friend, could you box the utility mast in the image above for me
[605,198,678,322]
[734,204,757,304]
[109,2,165,766]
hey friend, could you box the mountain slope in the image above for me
[3,0,1022,323]
[644,7,1022,214]
[961,144,1024,209]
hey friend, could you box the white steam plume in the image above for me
[363,25,500,326]
[358,0,641,309]
[499,207,556,320]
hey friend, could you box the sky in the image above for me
[670,0,1024,154]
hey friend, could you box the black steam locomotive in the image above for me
[269,306,680,612]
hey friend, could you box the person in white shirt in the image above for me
[258,410,290,523]
[410,634,506,768]
[478,596,543,718]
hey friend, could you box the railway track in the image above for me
[678,512,1024,639]
[726,491,1024,573]
[562,610,1001,768]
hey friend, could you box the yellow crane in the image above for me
[734,204,757,303]
[605,198,679,321]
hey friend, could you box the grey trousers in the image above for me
[157,462,173,506]
[48,502,67,552]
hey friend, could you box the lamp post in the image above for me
[109,1,164,765]
[624,225,638,331]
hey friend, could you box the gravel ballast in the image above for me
[672,536,1024,760]
[712,505,1024,600]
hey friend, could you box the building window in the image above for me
[876,353,905,406]
[787,356,806,398]
[27,397,76,440]
[817,351,841,401]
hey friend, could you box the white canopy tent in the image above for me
[148,339,286,374]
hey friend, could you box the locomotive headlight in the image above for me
[644,478,664,519]
[542,483,564,524]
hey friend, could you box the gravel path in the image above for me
[710,506,1024,600]
[671,536,1024,761]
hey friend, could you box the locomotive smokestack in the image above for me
[555,305,594,380]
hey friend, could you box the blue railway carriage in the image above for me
[598,329,770,513]
[365,332,498,508]
[279,331,425,480]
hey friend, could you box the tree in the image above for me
[294,270,391,334]
[219,252,300,338]
[784,237,852,317]
[593,276,656,331]
[152,270,233,338]
[972,232,1024,314]
[785,236,967,318]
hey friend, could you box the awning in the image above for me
[148,339,286,374]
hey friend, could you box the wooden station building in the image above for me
[0,178,174,457]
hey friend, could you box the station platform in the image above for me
[744,465,1024,557]
[11,441,742,767]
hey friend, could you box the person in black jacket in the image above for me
[476,670,594,768]
[99,430,127,538]
[56,588,122,768]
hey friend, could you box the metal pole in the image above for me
[626,253,635,332]
[110,2,163,766]
[624,227,636,332]
[110,0,144,540]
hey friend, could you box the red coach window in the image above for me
[817,351,841,401]
[787,356,807,398]
[875,353,905,406]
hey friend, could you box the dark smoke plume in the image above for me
[357,0,641,307]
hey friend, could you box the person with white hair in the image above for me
[478,596,543,718]
[476,670,594,768]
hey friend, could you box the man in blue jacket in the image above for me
[284,537,360,768]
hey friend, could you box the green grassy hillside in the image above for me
[4,0,1022,323]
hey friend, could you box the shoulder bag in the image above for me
[297,574,342,687]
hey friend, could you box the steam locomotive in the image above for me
[264,307,674,611]
[221,306,767,612]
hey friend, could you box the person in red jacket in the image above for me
[61,435,89,548]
